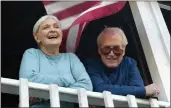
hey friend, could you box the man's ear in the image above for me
[98,47,101,55]
[122,51,125,56]
[33,33,40,43]
[122,46,126,56]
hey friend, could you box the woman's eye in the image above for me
[43,26,49,29]
[54,25,59,28]
[54,26,59,28]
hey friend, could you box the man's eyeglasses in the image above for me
[100,46,124,56]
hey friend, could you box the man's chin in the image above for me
[105,63,118,68]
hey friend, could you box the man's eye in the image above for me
[114,46,122,51]
[114,46,120,49]
[103,47,111,50]
[104,46,111,49]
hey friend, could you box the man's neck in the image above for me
[40,45,59,56]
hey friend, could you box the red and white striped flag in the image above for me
[42,1,126,52]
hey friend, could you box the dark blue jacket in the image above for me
[84,56,146,98]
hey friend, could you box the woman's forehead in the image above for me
[40,18,60,26]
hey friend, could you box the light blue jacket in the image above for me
[19,48,93,107]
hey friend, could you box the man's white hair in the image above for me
[33,15,60,33]
[97,27,128,47]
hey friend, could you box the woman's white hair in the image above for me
[97,27,128,47]
[33,15,60,33]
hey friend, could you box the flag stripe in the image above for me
[75,23,85,51]
[59,1,120,30]
[60,14,78,30]
[72,1,126,26]
[66,22,88,52]
[42,1,58,6]
[53,1,101,20]
[66,24,79,52]
[60,29,69,52]
[44,1,84,15]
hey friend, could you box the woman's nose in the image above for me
[50,26,56,31]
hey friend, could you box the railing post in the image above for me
[103,91,114,107]
[19,78,29,107]
[49,84,60,107]
[149,98,159,107]
[127,95,138,107]
[77,88,89,107]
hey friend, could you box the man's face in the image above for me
[98,34,125,68]
[34,18,63,47]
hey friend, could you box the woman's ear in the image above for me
[33,33,40,43]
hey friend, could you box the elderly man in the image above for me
[84,27,160,98]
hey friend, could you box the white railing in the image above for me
[1,77,170,107]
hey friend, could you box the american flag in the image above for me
[42,1,126,52]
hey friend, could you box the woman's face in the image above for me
[34,18,63,48]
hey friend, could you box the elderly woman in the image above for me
[19,15,93,107]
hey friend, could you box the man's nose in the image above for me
[108,50,115,56]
